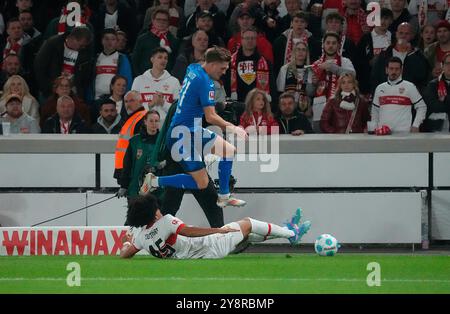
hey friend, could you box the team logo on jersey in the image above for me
[238,60,256,85]
[399,87,405,94]
[172,219,179,225]
[136,149,143,160]
[209,90,215,101]
[163,84,169,91]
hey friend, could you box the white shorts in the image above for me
[182,222,244,259]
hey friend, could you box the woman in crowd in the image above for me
[320,73,370,134]
[94,74,128,121]
[39,76,91,127]
[276,41,316,118]
[142,0,183,37]
[239,88,279,135]
[0,75,39,120]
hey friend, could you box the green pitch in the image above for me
[0,254,449,294]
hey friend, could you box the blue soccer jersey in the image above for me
[170,63,215,129]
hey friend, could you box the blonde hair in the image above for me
[1,75,32,100]
[244,88,273,117]
[287,41,310,73]
[334,73,360,102]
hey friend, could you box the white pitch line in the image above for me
[0,277,449,283]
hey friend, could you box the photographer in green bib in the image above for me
[118,110,161,199]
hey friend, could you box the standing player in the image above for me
[120,194,312,259]
[140,47,248,208]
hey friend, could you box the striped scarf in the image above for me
[150,25,172,53]
[283,29,311,65]
[438,73,448,101]
[3,38,23,60]
[311,54,342,99]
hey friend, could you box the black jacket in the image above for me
[34,33,94,98]
[42,113,90,134]
[182,5,227,40]
[422,76,450,132]
[276,112,314,134]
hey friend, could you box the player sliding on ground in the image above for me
[139,46,248,208]
[120,194,311,259]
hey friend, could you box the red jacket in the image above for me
[239,111,279,135]
[227,33,274,64]
[320,97,370,133]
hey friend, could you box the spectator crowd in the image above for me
[0,0,449,136]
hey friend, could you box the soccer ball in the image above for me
[314,234,339,256]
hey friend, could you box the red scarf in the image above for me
[150,25,172,53]
[58,6,91,35]
[283,29,310,65]
[438,73,448,102]
[230,51,270,100]
[312,54,342,99]
[3,38,22,60]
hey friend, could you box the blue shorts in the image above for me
[166,126,217,172]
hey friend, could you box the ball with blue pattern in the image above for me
[314,234,339,256]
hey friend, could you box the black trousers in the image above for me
[159,163,224,228]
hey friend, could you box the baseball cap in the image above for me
[5,94,22,105]
[197,10,213,19]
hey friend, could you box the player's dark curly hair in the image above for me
[126,194,160,227]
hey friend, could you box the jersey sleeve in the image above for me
[198,75,216,108]
[162,214,186,234]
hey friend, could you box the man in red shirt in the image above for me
[342,0,370,45]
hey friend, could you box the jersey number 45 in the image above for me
[149,238,175,258]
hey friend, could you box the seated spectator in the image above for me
[94,74,128,121]
[277,41,315,118]
[132,47,180,125]
[19,9,41,40]
[279,0,302,32]
[341,0,370,46]
[34,26,94,99]
[172,30,209,82]
[90,0,138,51]
[119,110,160,199]
[91,98,124,134]
[0,93,40,134]
[371,22,431,93]
[227,9,273,64]
[357,8,394,94]
[179,10,224,50]
[389,0,418,38]
[0,54,22,91]
[42,95,90,134]
[181,0,227,40]
[273,11,321,77]
[2,18,30,62]
[372,57,427,133]
[425,20,450,78]
[0,75,39,120]
[90,28,132,101]
[226,27,276,104]
[276,92,313,135]
[132,7,179,76]
[419,24,437,51]
[423,53,450,132]
[321,12,358,63]
[239,88,279,135]
[142,0,184,38]
[40,76,91,127]
[320,73,370,133]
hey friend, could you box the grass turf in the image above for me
[0,254,449,294]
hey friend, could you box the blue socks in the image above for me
[218,159,233,196]
[158,174,199,190]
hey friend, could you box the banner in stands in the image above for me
[0,227,128,256]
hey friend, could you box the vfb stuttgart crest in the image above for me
[399,87,405,94]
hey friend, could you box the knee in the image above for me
[239,218,252,235]
[196,176,209,189]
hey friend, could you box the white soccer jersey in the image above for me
[131,70,181,124]
[372,79,427,132]
[131,215,243,259]
[95,51,119,99]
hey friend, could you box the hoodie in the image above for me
[131,69,181,124]
[91,114,124,134]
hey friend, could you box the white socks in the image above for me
[249,218,294,239]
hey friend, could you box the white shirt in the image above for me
[371,30,391,56]
[95,51,119,99]
[104,10,118,29]
[372,78,427,132]
[63,44,79,78]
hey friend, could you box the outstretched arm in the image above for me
[119,233,140,259]
[178,225,239,238]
